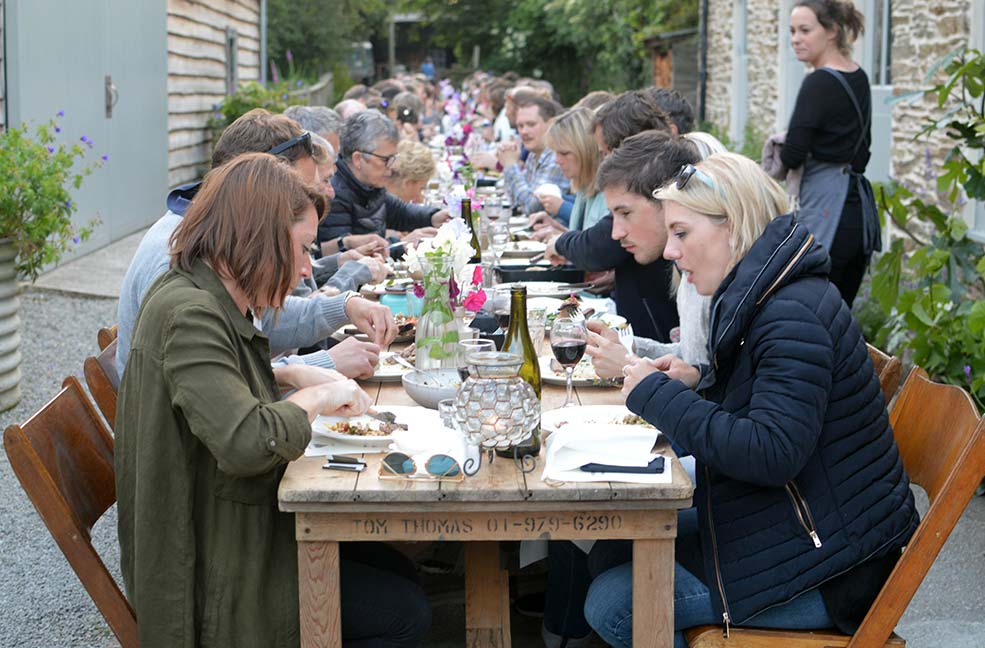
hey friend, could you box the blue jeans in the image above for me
[583,510,833,648]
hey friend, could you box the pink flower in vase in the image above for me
[471,265,483,286]
[463,290,487,312]
[448,275,460,307]
[413,283,425,299]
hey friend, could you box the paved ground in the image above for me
[0,236,983,646]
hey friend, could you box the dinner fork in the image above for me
[617,323,635,354]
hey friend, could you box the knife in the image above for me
[366,408,409,430]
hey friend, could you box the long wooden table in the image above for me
[278,378,694,647]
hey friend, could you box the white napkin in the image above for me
[542,424,671,485]
[304,438,386,457]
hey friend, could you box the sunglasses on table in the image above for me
[267,130,313,157]
[379,451,465,483]
[360,150,399,168]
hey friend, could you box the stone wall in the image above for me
[167,0,261,187]
[890,0,971,200]
[703,0,732,129]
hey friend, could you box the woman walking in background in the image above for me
[781,0,878,305]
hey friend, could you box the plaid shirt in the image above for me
[503,148,570,214]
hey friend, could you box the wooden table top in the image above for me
[278,376,694,513]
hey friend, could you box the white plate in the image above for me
[541,405,655,433]
[509,216,529,227]
[501,240,547,258]
[497,282,582,299]
[312,405,441,446]
[527,297,565,313]
[538,356,621,388]
[363,355,415,383]
[361,276,415,296]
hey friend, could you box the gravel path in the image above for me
[0,288,982,647]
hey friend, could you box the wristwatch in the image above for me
[337,236,348,252]
[342,290,360,308]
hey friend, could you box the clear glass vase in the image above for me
[414,254,460,370]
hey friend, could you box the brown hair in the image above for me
[513,94,564,122]
[574,90,616,112]
[596,130,699,199]
[171,153,327,311]
[794,0,864,57]
[211,108,309,168]
[545,108,602,196]
[593,91,672,152]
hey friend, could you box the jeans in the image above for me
[338,543,432,647]
[582,510,833,648]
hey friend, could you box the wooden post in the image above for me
[633,538,675,647]
[465,541,511,648]
[299,541,341,648]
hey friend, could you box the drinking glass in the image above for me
[550,316,588,408]
[457,338,495,382]
[489,223,510,267]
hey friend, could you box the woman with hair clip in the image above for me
[781,0,877,305]
[116,153,431,647]
[583,153,917,647]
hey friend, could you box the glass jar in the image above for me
[453,351,540,449]
[414,254,460,370]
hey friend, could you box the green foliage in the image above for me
[0,115,103,280]
[207,81,309,139]
[698,120,768,163]
[868,47,985,411]
[399,0,697,104]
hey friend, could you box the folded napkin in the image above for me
[542,424,671,485]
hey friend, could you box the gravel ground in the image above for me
[0,288,983,647]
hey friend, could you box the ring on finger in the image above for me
[621,364,633,377]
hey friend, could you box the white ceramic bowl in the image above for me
[401,369,462,409]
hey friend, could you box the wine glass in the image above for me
[489,223,510,267]
[457,338,495,382]
[550,316,588,408]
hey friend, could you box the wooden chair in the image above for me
[84,338,120,430]
[867,343,904,404]
[97,324,118,351]
[3,376,138,647]
[686,367,985,648]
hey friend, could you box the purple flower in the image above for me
[296,79,303,87]
[80,135,88,143]
[57,110,65,117]
[965,365,973,385]
[101,154,109,161]
[448,276,460,307]
[54,126,61,133]
[413,283,425,299]
[270,61,280,84]
[281,94,289,101]
[65,200,72,209]
[47,146,55,153]
[72,236,81,244]
[286,49,294,63]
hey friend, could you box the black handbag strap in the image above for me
[819,67,870,161]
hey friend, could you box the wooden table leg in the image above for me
[633,538,675,648]
[299,540,342,648]
[465,541,512,648]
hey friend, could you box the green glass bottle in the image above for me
[462,197,481,263]
[498,285,542,457]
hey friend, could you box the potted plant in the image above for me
[0,111,104,410]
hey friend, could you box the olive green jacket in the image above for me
[115,259,311,647]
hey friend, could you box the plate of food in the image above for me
[496,282,584,299]
[541,404,656,434]
[311,405,441,446]
[364,350,416,383]
[501,240,547,258]
[538,355,621,388]
[361,276,415,296]
[334,314,418,343]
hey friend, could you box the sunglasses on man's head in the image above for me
[267,130,313,157]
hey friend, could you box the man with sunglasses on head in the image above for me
[319,110,451,259]
[117,108,395,381]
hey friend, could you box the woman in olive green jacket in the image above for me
[116,153,431,647]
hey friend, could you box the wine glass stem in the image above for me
[564,366,574,407]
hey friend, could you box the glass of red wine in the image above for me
[550,316,588,407]
[457,338,495,381]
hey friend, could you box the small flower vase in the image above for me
[415,254,460,370]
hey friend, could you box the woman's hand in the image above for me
[356,256,391,283]
[345,297,397,346]
[403,227,438,246]
[431,210,452,227]
[320,380,373,417]
[536,193,563,216]
[584,320,633,379]
[621,354,700,396]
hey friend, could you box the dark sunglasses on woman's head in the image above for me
[267,130,313,157]
[675,163,716,191]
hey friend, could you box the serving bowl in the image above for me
[401,369,461,409]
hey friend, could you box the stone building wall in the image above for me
[890,0,971,200]
[745,0,780,138]
[703,0,733,129]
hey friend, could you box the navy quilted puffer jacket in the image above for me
[626,214,918,627]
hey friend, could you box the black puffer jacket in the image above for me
[318,159,437,245]
[626,214,918,626]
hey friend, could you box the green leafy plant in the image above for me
[207,79,309,138]
[869,47,985,411]
[0,112,104,280]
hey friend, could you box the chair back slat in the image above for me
[97,324,118,351]
[3,376,137,646]
[84,339,120,429]
[849,368,985,648]
[866,343,903,403]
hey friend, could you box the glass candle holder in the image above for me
[453,351,540,450]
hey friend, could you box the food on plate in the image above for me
[548,356,604,382]
[552,413,654,429]
[326,420,401,436]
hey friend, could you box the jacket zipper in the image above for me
[704,465,732,637]
[785,482,822,548]
[756,233,815,306]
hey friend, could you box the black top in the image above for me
[781,68,871,173]
[554,215,679,342]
